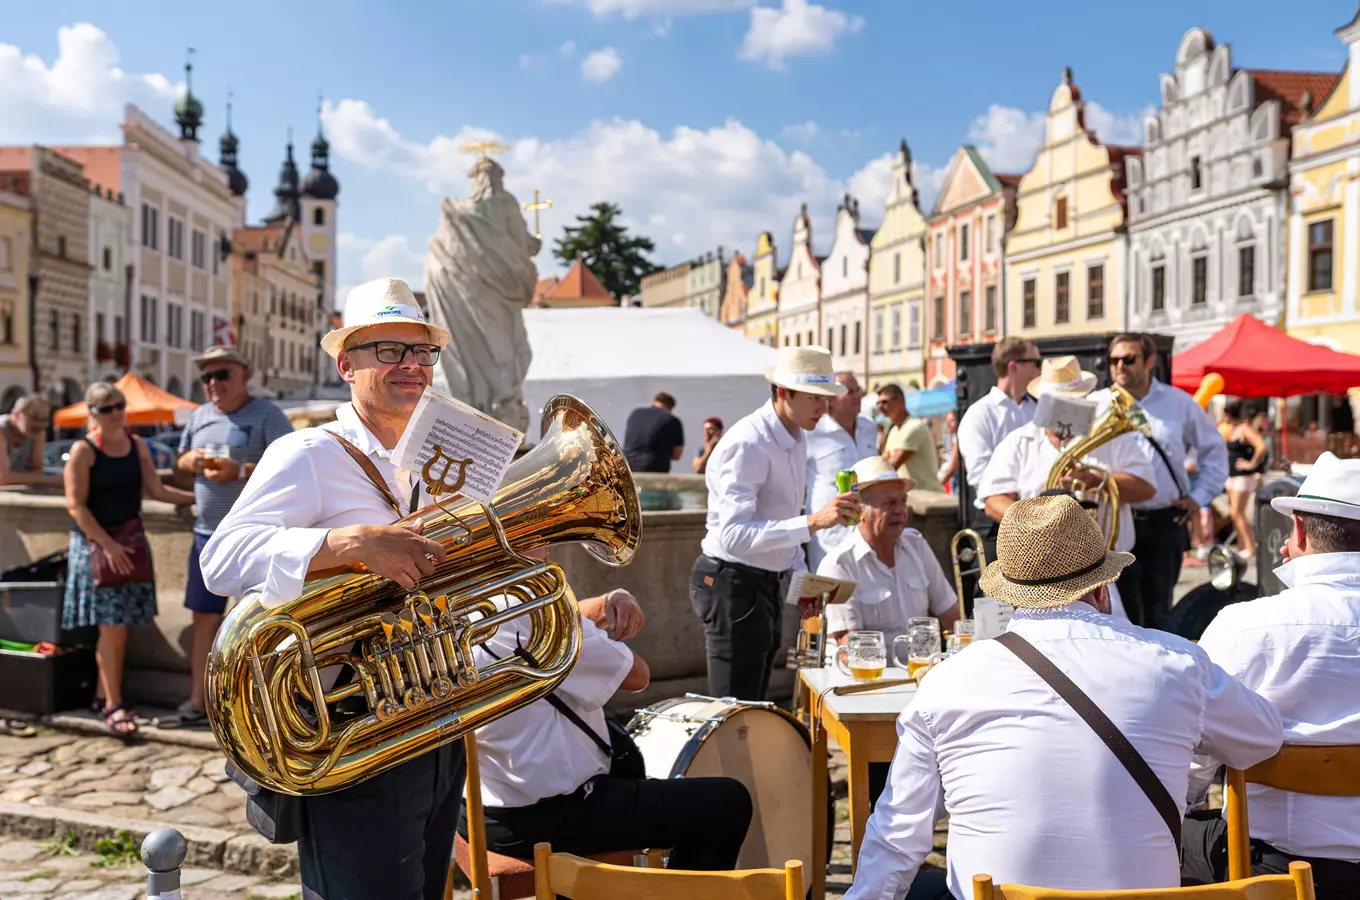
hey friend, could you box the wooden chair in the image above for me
[447,734,664,900]
[532,841,804,900]
[971,861,1314,900]
[1225,743,1360,881]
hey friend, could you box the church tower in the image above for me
[300,97,340,312]
[218,95,249,228]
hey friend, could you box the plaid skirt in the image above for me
[62,529,158,629]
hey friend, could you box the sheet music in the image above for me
[785,572,856,605]
[391,387,524,505]
[973,596,1014,639]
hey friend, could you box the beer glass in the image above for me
[202,444,229,473]
[894,623,942,679]
[953,619,976,647]
[835,630,887,682]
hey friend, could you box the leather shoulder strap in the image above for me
[1143,433,1187,500]
[325,431,401,516]
[995,630,1182,852]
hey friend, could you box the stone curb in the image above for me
[0,802,298,878]
[0,709,221,752]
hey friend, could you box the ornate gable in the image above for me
[932,146,1001,217]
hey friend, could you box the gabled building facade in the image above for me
[87,179,132,384]
[1128,28,1334,351]
[745,231,780,347]
[720,252,750,330]
[687,250,725,320]
[1006,68,1138,340]
[776,205,821,350]
[0,187,33,411]
[1287,10,1360,355]
[868,140,928,392]
[926,146,1017,385]
[820,195,874,383]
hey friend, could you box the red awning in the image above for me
[1171,313,1360,398]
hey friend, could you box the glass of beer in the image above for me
[953,619,976,647]
[202,444,229,473]
[894,623,942,679]
[836,630,887,681]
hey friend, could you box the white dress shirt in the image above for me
[846,603,1283,900]
[1194,552,1360,862]
[1090,379,1227,510]
[202,403,427,608]
[816,528,956,651]
[472,606,634,809]
[957,386,1037,510]
[976,422,1158,555]
[700,400,811,575]
[806,413,881,571]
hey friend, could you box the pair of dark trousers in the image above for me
[689,555,785,702]
[1117,508,1187,629]
[1181,813,1360,900]
[469,775,753,871]
[298,742,465,900]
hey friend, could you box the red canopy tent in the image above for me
[1171,313,1360,398]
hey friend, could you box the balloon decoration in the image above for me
[1193,372,1225,409]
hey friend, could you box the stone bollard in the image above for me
[142,827,188,900]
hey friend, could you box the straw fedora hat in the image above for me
[1272,451,1360,521]
[1027,355,1098,398]
[321,278,452,359]
[979,494,1133,609]
[852,455,915,493]
[193,345,251,372]
[764,346,846,397]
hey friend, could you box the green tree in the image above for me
[553,202,661,301]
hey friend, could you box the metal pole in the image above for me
[142,827,188,900]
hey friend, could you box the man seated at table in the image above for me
[1182,452,1360,900]
[845,495,1283,900]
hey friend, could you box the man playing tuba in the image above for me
[202,278,461,900]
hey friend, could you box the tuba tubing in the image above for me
[206,395,642,795]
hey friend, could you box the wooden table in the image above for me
[800,666,917,900]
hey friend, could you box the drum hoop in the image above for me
[665,702,813,780]
[624,695,695,733]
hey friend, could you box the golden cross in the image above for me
[523,188,553,239]
[458,140,510,159]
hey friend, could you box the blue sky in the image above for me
[1,1,1353,304]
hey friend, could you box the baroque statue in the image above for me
[425,155,538,434]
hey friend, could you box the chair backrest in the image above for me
[971,861,1314,900]
[1225,744,1360,880]
[533,843,803,900]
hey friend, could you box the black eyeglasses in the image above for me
[1108,354,1142,367]
[199,369,234,385]
[1015,357,1042,366]
[94,401,126,414]
[349,341,441,366]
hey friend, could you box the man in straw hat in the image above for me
[846,495,1282,899]
[1181,452,1360,898]
[202,278,463,900]
[689,345,862,701]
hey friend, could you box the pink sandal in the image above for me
[103,705,138,737]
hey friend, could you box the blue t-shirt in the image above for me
[178,397,293,535]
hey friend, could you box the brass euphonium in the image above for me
[205,395,642,796]
[1045,383,1151,550]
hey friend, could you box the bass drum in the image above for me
[626,695,814,875]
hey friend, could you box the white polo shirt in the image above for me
[816,528,956,649]
[957,386,1037,510]
[806,412,880,571]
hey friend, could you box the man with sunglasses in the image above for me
[165,346,292,729]
[202,277,463,900]
[1089,333,1227,629]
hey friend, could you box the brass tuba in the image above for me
[1045,383,1150,550]
[206,395,642,795]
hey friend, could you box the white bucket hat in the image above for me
[321,278,451,359]
[1028,355,1098,398]
[763,346,846,397]
[1272,452,1360,521]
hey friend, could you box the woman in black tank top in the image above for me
[1221,400,1268,561]
[61,383,194,736]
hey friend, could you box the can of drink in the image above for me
[836,470,860,524]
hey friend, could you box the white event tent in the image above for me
[522,307,778,460]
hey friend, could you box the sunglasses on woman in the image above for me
[94,401,126,414]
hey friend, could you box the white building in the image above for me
[820,196,873,384]
[776,204,822,351]
[86,180,132,383]
[1124,27,1335,351]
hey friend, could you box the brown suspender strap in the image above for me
[325,431,402,516]
[995,631,1183,853]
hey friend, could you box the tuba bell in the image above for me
[206,395,641,796]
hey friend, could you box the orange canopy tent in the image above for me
[52,372,198,429]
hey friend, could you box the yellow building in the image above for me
[0,187,33,411]
[1005,68,1138,339]
[744,231,780,346]
[1287,10,1360,353]
[868,140,927,391]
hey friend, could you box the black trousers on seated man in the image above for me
[465,774,753,870]
[689,555,788,702]
[1117,508,1187,629]
[299,741,465,900]
[1181,812,1360,900]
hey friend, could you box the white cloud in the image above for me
[0,22,182,144]
[780,120,820,143]
[581,47,623,84]
[1084,101,1154,147]
[559,40,577,57]
[966,100,1155,176]
[739,0,864,70]
[548,0,755,18]
[336,232,427,309]
[519,53,544,69]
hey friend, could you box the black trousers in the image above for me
[689,555,786,702]
[1181,812,1360,900]
[298,742,465,900]
[1118,508,1187,629]
[467,775,753,871]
